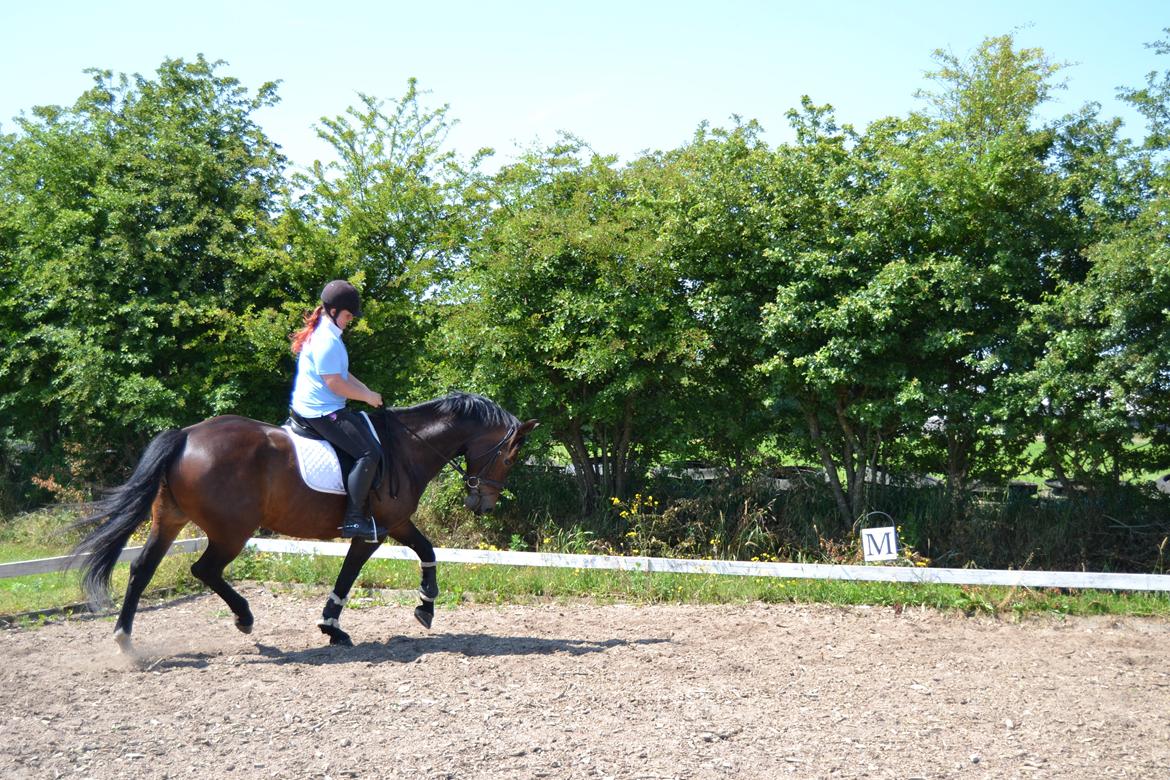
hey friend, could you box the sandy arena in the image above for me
[1,585,1167,779]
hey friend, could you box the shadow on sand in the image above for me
[141,632,670,671]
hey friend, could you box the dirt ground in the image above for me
[1,586,1168,780]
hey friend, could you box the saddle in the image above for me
[283,411,396,497]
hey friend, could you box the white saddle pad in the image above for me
[283,412,381,495]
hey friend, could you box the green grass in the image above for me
[0,508,204,618]
[0,553,203,618]
[2,545,1167,621]
[0,541,65,564]
[1014,435,1168,485]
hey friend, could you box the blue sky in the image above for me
[1,1,1165,170]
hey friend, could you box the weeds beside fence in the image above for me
[423,464,1170,574]
[3,463,1168,579]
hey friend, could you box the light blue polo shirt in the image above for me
[291,318,349,417]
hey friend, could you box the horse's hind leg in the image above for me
[317,538,382,647]
[113,493,184,652]
[190,537,254,634]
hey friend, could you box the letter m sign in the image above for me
[861,526,899,562]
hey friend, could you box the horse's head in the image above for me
[461,418,539,514]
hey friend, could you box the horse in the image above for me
[71,391,538,651]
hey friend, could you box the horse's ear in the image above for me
[517,419,539,436]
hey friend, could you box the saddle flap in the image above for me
[283,427,348,494]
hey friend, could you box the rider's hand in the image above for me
[366,390,383,408]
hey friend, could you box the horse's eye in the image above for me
[504,458,514,466]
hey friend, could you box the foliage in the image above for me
[0,56,288,499]
[437,141,710,513]
[996,30,1170,487]
[0,38,1166,580]
[277,79,479,400]
[756,99,917,531]
[654,120,779,464]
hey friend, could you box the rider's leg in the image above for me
[305,410,382,541]
[341,454,380,541]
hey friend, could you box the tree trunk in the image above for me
[563,420,597,516]
[834,396,868,525]
[945,424,970,523]
[858,428,882,519]
[806,407,852,531]
[613,397,635,499]
[1043,432,1070,487]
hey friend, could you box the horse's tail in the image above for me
[71,429,188,607]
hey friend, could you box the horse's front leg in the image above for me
[318,538,381,646]
[398,523,438,629]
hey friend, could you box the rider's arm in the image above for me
[347,373,382,407]
[322,373,383,407]
[348,372,372,393]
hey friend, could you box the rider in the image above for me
[289,280,384,541]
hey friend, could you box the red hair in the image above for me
[290,305,325,355]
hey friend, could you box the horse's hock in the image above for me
[2,586,1168,779]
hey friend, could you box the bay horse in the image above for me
[71,391,537,652]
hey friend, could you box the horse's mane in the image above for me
[408,391,518,429]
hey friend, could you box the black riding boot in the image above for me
[340,456,381,541]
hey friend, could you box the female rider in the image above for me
[289,280,384,540]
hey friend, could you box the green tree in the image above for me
[0,56,286,490]
[754,36,1085,528]
[757,100,935,530]
[278,80,478,399]
[438,141,708,512]
[1010,31,1170,485]
[891,36,1074,493]
[656,121,781,467]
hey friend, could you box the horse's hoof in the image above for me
[235,618,254,635]
[318,622,353,647]
[414,606,433,630]
[113,628,134,654]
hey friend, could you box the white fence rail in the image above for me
[3,536,1169,592]
[0,538,208,579]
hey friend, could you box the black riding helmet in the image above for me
[320,279,362,319]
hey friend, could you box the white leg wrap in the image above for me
[328,592,347,606]
[317,617,341,629]
[419,561,437,568]
[113,628,133,653]
[418,592,435,603]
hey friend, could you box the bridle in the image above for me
[448,424,517,496]
[383,410,517,506]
